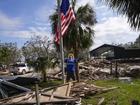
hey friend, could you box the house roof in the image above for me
[90,44,124,55]
[90,44,140,59]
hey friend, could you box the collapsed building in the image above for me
[90,44,140,60]
[89,44,140,77]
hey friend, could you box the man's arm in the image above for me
[74,58,79,63]
[64,58,68,63]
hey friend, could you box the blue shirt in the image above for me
[65,58,77,73]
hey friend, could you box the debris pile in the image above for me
[79,68,111,80]
[71,82,117,98]
[47,59,113,80]
[79,59,112,80]
[47,59,140,80]
[0,82,117,105]
[82,59,110,68]
[0,82,80,105]
[47,70,62,80]
[125,65,140,77]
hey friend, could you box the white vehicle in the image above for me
[10,63,33,75]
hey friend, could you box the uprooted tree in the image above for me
[22,36,58,82]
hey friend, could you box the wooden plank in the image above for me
[65,82,72,96]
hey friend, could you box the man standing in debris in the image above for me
[65,53,78,82]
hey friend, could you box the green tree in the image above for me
[22,36,57,82]
[0,42,20,66]
[101,0,140,30]
[50,2,96,81]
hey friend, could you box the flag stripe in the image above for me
[54,0,75,44]
[61,7,75,36]
[61,8,73,29]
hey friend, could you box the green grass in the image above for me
[83,79,140,105]
[27,80,63,90]
[38,80,63,89]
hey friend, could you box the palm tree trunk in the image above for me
[42,70,47,82]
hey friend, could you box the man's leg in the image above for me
[71,72,76,81]
[66,72,71,82]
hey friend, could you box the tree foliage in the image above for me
[134,35,140,47]
[0,42,20,66]
[22,36,57,82]
[50,3,96,56]
[117,34,140,48]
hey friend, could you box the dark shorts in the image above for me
[66,71,75,82]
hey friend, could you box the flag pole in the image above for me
[57,0,65,84]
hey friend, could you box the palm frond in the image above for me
[77,4,97,26]
[49,2,97,55]
[49,11,58,35]
[101,0,140,30]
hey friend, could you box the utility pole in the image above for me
[57,0,65,84]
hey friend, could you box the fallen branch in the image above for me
[97,97,105,105]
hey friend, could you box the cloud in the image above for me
[76,0,95,7]
[36,2,55,23]
[1,31,32,38]
[1,28,51,39]
[0,11,22,30]
[34,2,55,37]
[0,0,139,49]
[0,8,52,39]
[92,16,139,49]
[28,27,52,38]
[95,16,131,36]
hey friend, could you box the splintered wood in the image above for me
[0,82,79,105]
[0,82,117,105]
[79,59,112,80]
[70,82,117,98]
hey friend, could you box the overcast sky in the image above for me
[0,0,139,49]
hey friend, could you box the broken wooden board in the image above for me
[0,82,79,105]
[97,97,105,105]
[71,82,118,98]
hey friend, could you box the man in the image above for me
[65,53,78,82]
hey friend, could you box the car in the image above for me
[10,63,33,75]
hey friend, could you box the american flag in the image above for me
[55,0,76,44]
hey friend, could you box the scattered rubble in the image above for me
[0,79,31,99]
[125,65,140,77]
[82,59,110,68]
[0,82,80,105]
[79,59,112,80]
[79,59,140,79]
[71,82,118,98]
[46,58,140,81]
[0,81,117,105]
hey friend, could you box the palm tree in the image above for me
[50,1,96,81]
[25,52,58,82]
[101,0,140,30]
[22,36,58,82]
